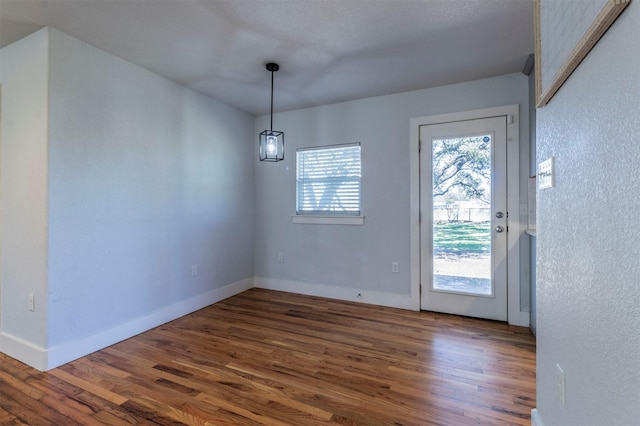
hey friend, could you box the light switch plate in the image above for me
[538,157,555,189]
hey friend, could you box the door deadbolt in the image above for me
[495,212,504,218]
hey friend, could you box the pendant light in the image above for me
[259,62,284,162]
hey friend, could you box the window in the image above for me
[296,143,361,216]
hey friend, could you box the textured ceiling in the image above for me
[0,0,534,116]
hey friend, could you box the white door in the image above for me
[420,116,508,321]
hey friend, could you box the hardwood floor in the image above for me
[0,289,536,425]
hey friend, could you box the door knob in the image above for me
[495,225,505,233]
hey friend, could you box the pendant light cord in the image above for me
[270,70,274,131]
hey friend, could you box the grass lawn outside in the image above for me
[433,221,491,295]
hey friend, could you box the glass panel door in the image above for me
[420,116,507,321]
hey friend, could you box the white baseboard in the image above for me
[1,278,253,371]
[255,277,419,311]
[3,275,525,371]
[45,277,254,370]
[511,310,531,327]
[0,333,48,371]
[531,409,544,426]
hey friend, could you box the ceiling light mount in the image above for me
[266,62,279,73]
[259,62,284,162]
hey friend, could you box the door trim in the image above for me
[410,105,529,326]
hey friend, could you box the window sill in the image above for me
[291,215,365,225]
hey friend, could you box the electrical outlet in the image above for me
[278,252,284,263]
[556,363,565,407]
[392,262,399,274]
[28,293,35,311]
[191,264,198,277]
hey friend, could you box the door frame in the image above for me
[410,105,529,326]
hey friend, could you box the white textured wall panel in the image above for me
[535,3,640,425]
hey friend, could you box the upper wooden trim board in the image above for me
[535,0,631,108]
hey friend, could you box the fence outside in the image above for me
[433,207,490,223]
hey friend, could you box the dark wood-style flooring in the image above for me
[0,288,536,425]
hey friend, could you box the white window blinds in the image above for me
[296,143,361,215]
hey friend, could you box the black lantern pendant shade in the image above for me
[259,63,284,162]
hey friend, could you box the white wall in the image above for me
[0,29,50,360]
[534,3,640,425]
[1,28,256,369]
[254,73,530,311]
